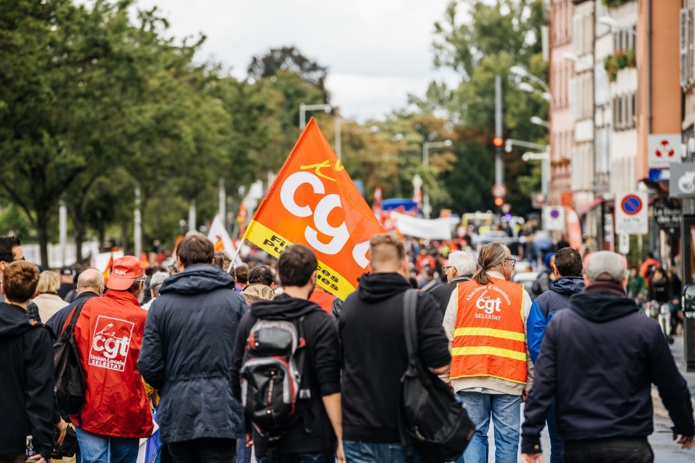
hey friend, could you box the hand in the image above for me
[245,433,253,448]
[672,299,680,305]
[27,455,46,463]
[674,434,695,449]
[521,453,543,463]
[521,390,529,403]
[55,418,67,446]
[336,439,346,463]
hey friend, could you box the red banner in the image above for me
[244,119,384,300]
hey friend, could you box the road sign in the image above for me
[615,192,648,235]
[619,234,630,255]
[648,134,681,169]
[669,162,695,198]
[543,206,565,231]
[492,184,507,198]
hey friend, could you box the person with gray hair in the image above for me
[45,268,104,337]
[142,271,168,310]
[522,251,695,462]
[427,250,476,315]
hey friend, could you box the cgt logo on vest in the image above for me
[475,290,502,320]
[89,315,134,372]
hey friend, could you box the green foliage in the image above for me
[605,49,636,82]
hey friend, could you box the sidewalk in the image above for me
[651,333,695,419]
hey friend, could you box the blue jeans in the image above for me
[457,392,520,463]
[343,441,422,463]
[256,453,328,463]
[75,427,140,463]
[236,439,251,463]
[546,399,563,463]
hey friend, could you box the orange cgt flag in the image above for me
[244,118,385,300]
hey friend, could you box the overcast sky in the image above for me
[136,0,461,121]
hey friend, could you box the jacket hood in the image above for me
[570,285,637,322]
[0,302,35,338]
[549,276,585,296]
[251,292,324,319]
[357,272,411,303]
[242,284,275,302]
[159,263,235,296]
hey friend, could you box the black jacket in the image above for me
[0,303,55,460]
[522,283,695,453]
[230,293,341,457]
[138,264,247,444]
[426,276,471,315]
[45,291,99,337]
[340,273,451,443]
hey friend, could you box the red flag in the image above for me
[103,253,114,281]
[172,235,183,259]
[140,252,149,267]
[243,118,385,300]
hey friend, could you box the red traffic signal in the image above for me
[494,197,504,207]
[492,136,504,147]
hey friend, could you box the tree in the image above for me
[248,46,330,103]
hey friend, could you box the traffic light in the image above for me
[492,136,504,148]
[494,197,504,207]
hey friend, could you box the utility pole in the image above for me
[495,75,503,186]
[59,200,67,266]
[218,178,226,226]
[134,187,142,257]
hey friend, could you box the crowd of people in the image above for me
[1,231,695,463]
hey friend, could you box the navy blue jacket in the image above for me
[138,264,248,443]
[522,283,694,453]
[526,277,584,363]
[45,291,99,337]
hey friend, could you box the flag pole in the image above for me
[227,238,245,274]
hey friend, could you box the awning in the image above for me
[576,197,603,217]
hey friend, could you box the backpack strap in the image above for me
[401,289,419,463]
[61,297,90,339]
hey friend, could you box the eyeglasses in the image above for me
[12,257,25,262]
[442,266,453,271]
[504,258,517,266]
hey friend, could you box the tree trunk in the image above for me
[37,210,49,269]
[73,205,85,263]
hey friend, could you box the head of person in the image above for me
[445,250,476,283]
[212,252,232,272]
[630,266,638,277]
[647,252,655,260]
[235,263,250,286]
[249,265,275,287]
[583,251,628,288]
[60,266,75,283]
[1,261,39,305]
[552,247,583,278]
[177,234,214,270]
[36,270,60,296]
[148,271,168,299]
[277,245,317,297]
[106,256,146,298]
[368,233,407,277]
[0,236,23,277]
[473,242,514,284]
[652,267,666,282]
[77,268,105,296]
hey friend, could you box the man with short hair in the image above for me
[0,261,56,463]
[522,251,695,463]
[525,247,584,463]
[139,234,247,463]
[235,263,249,292]
[230,245,344,462]
[427,250,476,314]
[69,256,153,462]
[340,233,451,462]
[0,236,24,304]
[46,268,104,337]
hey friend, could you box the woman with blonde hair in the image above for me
[33,270,67,323]
[442,242,534,463]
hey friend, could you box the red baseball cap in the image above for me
[106,256,145,291]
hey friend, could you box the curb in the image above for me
[651,387,695,419]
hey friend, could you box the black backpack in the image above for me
[53,298,89,417]
[240,317,310,439]
[400,290,475,463]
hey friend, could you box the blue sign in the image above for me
[648,168,670,183]
[621,194,643,216]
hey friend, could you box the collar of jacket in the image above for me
[103,289,141,306]
[452,276,471,283]
[488,271,505,280]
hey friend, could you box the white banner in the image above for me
[393,213,452,240]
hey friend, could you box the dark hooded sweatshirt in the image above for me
[339,273,452,443]
[0,302,55,460]
[521,282,694,454]
[138,264,247,443]
[230,293,341,457]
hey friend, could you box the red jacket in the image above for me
[67,290,153,438]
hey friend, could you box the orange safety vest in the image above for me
[450,278,528,384]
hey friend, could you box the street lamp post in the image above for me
[299,103,331,130]
[422,140,452,219]
[598,16,637,36]
[522,151,551,196]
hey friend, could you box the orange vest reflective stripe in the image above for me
[450,278,528,384]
